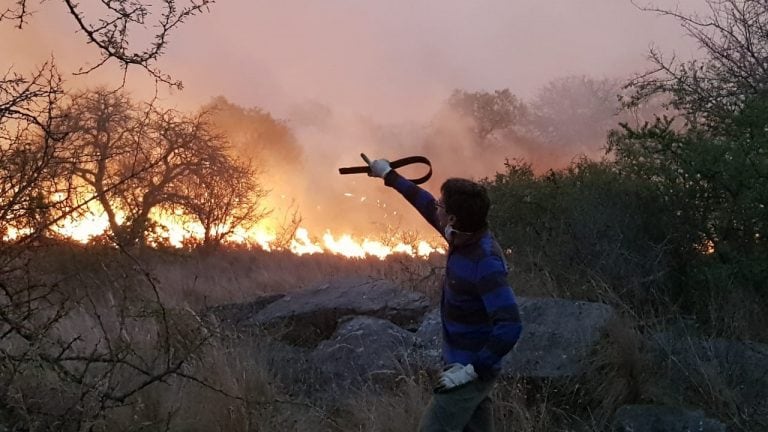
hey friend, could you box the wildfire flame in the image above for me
[3,204,444,259]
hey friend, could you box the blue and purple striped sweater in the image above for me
[384,170,522,380]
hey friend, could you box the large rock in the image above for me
[412,297,616,379]
[311,316,418,389]
[503,297,615,378]
[611,405,726,432]
[241,277,430,347]
[206,293,285,327]
[414,309,442,367]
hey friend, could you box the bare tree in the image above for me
[56,89,140,242]
[630,0,768,127]
[529,76,623,152]
[1,0,216,243]
[269,199,303,251]
[0,246,216,429]
[59,90,269,248]
[121,106,234,245]
[174,157,269,249]
[0,62,71,244]
[445,89,528,144]
[0,3,227,429]
[1,0,214,88]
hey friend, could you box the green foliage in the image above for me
[607,102,768,328]
[604,0,768,332]
[486,158,671,302]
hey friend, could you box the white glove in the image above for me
[368,159,392,178]
[436,363,478,392]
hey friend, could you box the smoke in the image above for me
[281,102,440,238]
[270,96,536,240]
[1,0,706,242]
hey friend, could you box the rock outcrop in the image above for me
[227,277,429,347]
[207,276,768,430]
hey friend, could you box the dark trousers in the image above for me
[418,378,495,432]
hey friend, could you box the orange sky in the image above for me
[1,0,706,242]
[1,0,704,117]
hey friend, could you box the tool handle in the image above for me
[339,155,433,184]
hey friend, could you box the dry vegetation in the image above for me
[1,241,759,431]
[0,243,447,430]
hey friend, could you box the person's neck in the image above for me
[449,228,487,248]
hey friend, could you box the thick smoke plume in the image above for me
[1,0,704,244]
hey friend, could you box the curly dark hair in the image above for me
[440,178,490,232]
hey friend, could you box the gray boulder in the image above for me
[414,308,442,367]
[503,297,615,378]
[412,297,616,379]
[206,293,285,327]
[311,315,418,389]
[612,405,726,432]
[241,277,429,347]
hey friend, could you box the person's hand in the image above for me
[435,363,477,392]
[367,158,392,178]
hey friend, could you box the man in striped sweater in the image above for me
[367,158,523,432]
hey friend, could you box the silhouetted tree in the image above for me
[60,90,265,247]
[446,89,528,144]
[629,0,768,129]
[1,0,213,88]
[1,0,214,243]
[529,76,622,152]
[58,89,138,241]
[174,157,268,248]
[0,4,220,430]
[0,62,70,243]
[204,96,302,169]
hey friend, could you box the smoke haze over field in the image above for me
[1,0,706,241]
[0,0,705,119]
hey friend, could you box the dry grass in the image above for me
[1,244,445,430]
[578,316,649,428]
[336,373,433,432]
[105,335,339,432]
[493,379,573,432]
[2,244,763,431]
[133,247,444,309]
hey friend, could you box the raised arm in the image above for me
[383,170,442,235]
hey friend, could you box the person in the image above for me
[366,158,523,432]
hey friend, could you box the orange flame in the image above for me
[3,208,444,259]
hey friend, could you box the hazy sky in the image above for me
[1,0,707,238]
[166,0,703,121]
[2,0,703,121]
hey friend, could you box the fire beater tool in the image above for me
[338,153,433,184]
